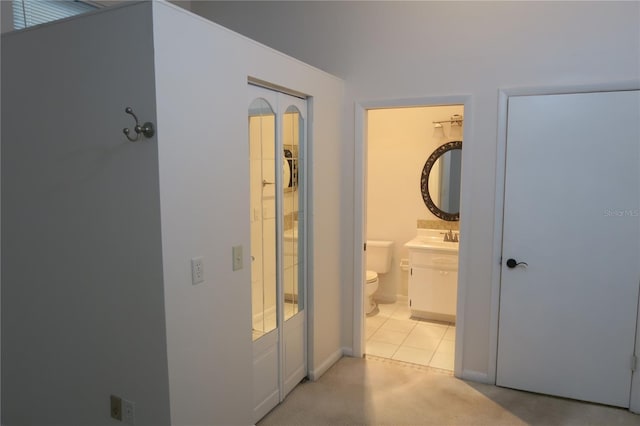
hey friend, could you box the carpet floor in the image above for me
[258,356,640,425]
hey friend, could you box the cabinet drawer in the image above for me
[410,251,458,269]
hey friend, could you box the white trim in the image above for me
[374,293,397,304]
[342,347,354,357]
[453,96,473,380]
[487,90,509,384]
[0,2,3,416]
[305,97,315,384]
[461,370,492,384]
[308,348,343,381]
[630,277,640,414]
[396,294,409,303]
[497,81,640,98]
[353,95,472,380]
[352,102,366,358]
[490,81,640,387]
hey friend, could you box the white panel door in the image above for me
[497,91,640,407]
[249,86,280,424]
[278,96,308,398]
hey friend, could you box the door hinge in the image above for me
[632,355,637,372]
[364,242,367,251]
[410,268,413,276]
[409,299,412,307]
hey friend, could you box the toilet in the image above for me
[365,240,394,314]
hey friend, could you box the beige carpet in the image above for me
[258,356,640,425]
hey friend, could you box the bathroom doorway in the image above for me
[354,98,470,374]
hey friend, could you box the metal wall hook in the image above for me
[123,107,155,142]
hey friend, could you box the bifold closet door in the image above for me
[497,90,640,407]
[278,97,307,398]
[249,89,279,422]
[249,84,308,423]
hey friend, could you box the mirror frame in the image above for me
[420,140,462,221]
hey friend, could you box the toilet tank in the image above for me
[366,240,394,273]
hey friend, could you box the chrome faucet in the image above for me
[440,229,458,242]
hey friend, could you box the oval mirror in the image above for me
[420,140,462,221]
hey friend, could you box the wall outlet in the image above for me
[110,395,122,421]
[232,246,243,271]
[191,257,204,284]
[111,395,135,425]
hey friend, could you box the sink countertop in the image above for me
[404,229,459,253]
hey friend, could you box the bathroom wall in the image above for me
[367,106,463,301]
[190,1,640,381]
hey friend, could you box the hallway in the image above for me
[258,357,639,425]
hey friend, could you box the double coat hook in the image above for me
[123,107,155,142]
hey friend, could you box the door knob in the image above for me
[506,258,528,269]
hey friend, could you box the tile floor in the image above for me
[365,297,455,371]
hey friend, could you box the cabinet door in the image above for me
[409,266,457,315]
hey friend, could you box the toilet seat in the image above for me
[366,270,378,283]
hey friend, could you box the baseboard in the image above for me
[374,292,397,304]
[461,369,492,384]
[396,294,408,303]
[342,346,354,357]
[308,348,343,381]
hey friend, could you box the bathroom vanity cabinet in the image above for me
[407,247,458,322]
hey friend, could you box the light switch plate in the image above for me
[122,399,135,425]
[191,257,204,284]
[232,246,243,271]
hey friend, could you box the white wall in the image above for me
[367,106,463,300]
[191,1,640,380]
[1,2,345,424]
[0,1,11,33]
[1,4,170,425]
[152,3,344,424]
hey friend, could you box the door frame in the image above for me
[353,95,472,378]
[492,81,640,410]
